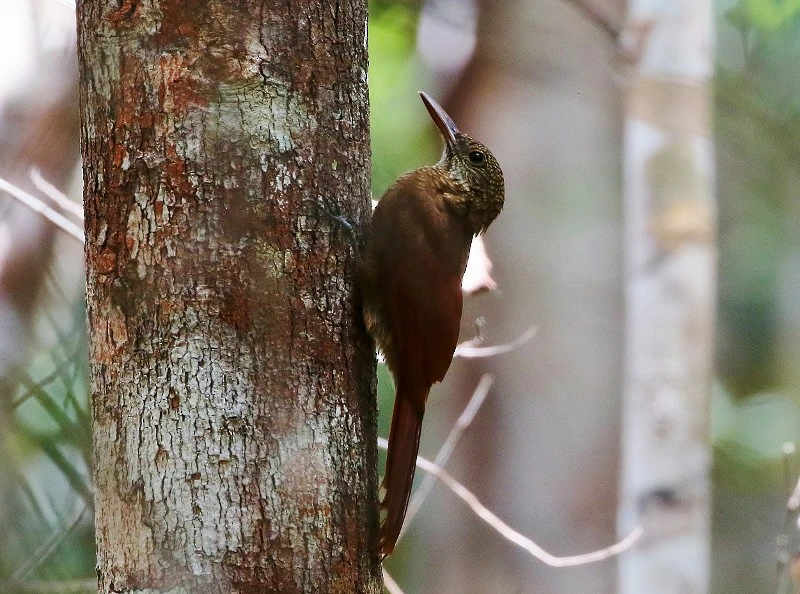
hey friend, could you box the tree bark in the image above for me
[78,1,379,592]
[617,1,715,592]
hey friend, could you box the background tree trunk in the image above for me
[409,1,627,592]
[617,1,716,592]
[78,1,380,592]
[389,1,714,592]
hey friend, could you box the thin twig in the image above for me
[379,437,642,567]
[11,503,89,581]
[398,375,494,541]
[0,176,84,243]
[10,341,85,410]
[382,568,406,594]
[30,168,84,220]
[454,326,537,359]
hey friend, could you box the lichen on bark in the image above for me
[78,1,380,592]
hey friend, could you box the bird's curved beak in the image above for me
[419,91,459,148]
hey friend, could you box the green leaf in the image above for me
[35,439,93,507]
[725,1,753,31]
[747,0,800,30]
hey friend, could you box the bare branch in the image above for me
[398,375,494,541]
[12,355,82,411]
[562,0,621,39]
[617,18,656,68]
[0,176,84,243]
[11,504,89,582]
[454,326,537,359]
[30,168,84,220]
[378,437,643,566]
[382,568,406,594]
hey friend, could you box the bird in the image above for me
[360,91,505,557]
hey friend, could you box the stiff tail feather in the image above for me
[379,382,428,557]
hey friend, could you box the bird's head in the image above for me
[420,91,505,234]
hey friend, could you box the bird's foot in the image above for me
[304,198,361,255]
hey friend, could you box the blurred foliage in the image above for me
[727,0,800,31]
[369,2,437,196]
[712,385,800,491]
[713,1,800,592]
[715,0,800,398]
[0,296,94,593]
[720,0,800,163]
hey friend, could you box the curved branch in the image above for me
[378,437,643,567]
[454,326,537,358]
[0,176,84,243]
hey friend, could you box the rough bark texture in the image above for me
[618,1,715,592]
[78,1,379,592]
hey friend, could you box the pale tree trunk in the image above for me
[414,0,626,591]
[78,1,380,592]
[617,1,715,593]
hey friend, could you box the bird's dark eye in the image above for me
[468,150,485,164]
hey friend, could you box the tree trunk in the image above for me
[415,1,625,592]
[617,1,715,592]
[78,1,380,592]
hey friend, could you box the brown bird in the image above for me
[360,92,505,557]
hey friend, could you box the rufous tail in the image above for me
[379,382,427,557]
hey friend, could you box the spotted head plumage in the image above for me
[420,91,505,234]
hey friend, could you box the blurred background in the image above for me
[1,0,798,593]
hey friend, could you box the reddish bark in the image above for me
[78,1,379,591]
